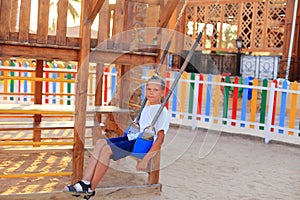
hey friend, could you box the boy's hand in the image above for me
[136,159,148,171]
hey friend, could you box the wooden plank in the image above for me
[113,0,125,44]
[97,0,110,43]
[0,44,79,61]
[19,0,31,42]
[10,0,19,32]
[0,0,12,40]
[0,184,162,200]
[56,0,68,45]
[0,76,77,83]
[0,104,74,115]
[0,120,95,131]
[37,0,50,43]
[0,104,128,114]
[1,33,81,47]
[0,146,74,153]
[89,0,106,23]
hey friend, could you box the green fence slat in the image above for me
[188,73,195,120]
[223,76,230,125]
[259,79,268,130]
[67,64,72,105]
[10,60,15,101]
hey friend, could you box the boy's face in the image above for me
[146,81,164,105]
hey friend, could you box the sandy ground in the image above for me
[1,126,300,200]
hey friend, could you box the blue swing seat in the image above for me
[123,125,153,159]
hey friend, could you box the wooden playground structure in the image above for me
[0,0,299,198]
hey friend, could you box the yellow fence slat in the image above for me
[180,72,188,119]
[213,75,221,124]
[288,81,298,135]
[250,78,258,128]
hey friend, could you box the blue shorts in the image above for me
[106,136,136,161]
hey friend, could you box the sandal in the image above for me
[64,180,94,195]
[83,191,96,199]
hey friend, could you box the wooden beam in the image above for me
[72,0,92,183]
[88,0,105,23]
[129,0,160,5]
[33,60,43,147]
[157,0,180,28]
[89,50,157,65]
[0,44,79,61]
[0,184,162,200]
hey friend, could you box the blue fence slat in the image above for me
[172,72,178,118]
[279,80,288,134]
[205,74,212,122]
[23,62,29,101]
[52,63,57,104]
[111,67,116,98]
[240,77,249,127]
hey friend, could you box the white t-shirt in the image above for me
[139,104,170,141]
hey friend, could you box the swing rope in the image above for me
[134,0,190,124]
[143,0,221,137]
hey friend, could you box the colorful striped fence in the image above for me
[0,61,117,106]
[1,61,299,145]
[149,71,300,145]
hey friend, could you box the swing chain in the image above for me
[141,125,156,141]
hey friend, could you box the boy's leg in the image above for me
[83,136,127,181]
[83,139,108,181]
[90,144,113,190]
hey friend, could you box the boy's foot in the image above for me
[63,180,94,195]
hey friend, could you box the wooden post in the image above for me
[33,60,43,147]
[92,0,110,144]
[93,63,104,144]
[72,0,92,183]
[147,152,161,185]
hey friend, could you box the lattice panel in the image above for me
[266,0,286,49]
[206,4,221,49]
[240,2,254,50]
[254,2,266,48]
[182,0,287,53]
[185,5,195,48]
[196,5,205,47]
[221,3,239,49]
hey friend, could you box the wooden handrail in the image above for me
[0,76,77,83]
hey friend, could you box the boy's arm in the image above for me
[136,130,165,171]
